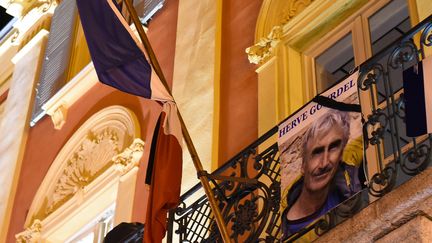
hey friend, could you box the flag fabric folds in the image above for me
[76,0,183,242]
[146,113,183,242]
[403,55,432,137]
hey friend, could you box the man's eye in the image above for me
[311,147,324,155]
[329,140,342,151]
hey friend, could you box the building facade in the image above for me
[0,0,431,242]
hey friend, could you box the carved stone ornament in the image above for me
[113,138,145,174]
[0,0,55,17]
[15,220,42,243]
[50,104,67,130]
[246,0,315,65]
[44,128,121,215]
[279,0,315,25]
[24,106,140,228]
[246,25,282,65]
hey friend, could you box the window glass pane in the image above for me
[368,0,410,55]
[315,33,355,93]
[66,205,115,243]
[76,232,95,243]
[368,0,411,104]
[0,6,16,42]
[0,7,13,28]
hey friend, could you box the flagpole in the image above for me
[122,1,232,242]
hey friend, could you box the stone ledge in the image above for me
[316,167,432,243]
[377,215,432,243]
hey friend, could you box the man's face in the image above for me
[302,126,345,193]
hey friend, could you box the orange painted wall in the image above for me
[6,0,179,241]
[218,0,262,163]
[146,0,179,89]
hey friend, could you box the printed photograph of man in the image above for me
[280,110,363,240]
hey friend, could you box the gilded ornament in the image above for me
[246,26,282,65]
[15,220,42,243]
[279,0,314,25]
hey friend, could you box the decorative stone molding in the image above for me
[45,128,121,215]
[0,2,53,91]
[255,0,317,39]
[0,0,55,17]
[279,0,315,25]
[43,63,99,130]
[248,0,316,65]
[13,7,53,49]
[24,106,141,228]
[113,138,145,174]
[15,220,42,243]
[246,25,282,65]
[49,103,67,129]
[17,135,144,242]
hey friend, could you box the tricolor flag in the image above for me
[76,0,183,242]
[403,55,432,137]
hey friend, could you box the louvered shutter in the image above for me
[133,0,165,24]
[30,0,77,126]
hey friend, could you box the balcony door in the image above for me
[304,0,412,95]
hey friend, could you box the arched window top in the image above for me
[255,0,316,42]
[23,105,142,231]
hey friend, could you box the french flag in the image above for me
[76,0,183,242]
[403,56,432,137]
[76,0,171,102]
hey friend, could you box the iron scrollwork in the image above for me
[420,22,432,47]
[364,109,389,146]
[401,143,431,176]
[368,166,397,197]
[388,40,418,70]
[168,16,432,243]
[358,64,383,91]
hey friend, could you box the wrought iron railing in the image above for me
[167,15,432,242]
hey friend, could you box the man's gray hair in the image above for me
[302,110,351,158]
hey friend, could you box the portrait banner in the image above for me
[278,71,364,240]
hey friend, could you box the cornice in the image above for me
[42,62,98,130]
[247,0,368,65]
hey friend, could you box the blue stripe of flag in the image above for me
[76,0,152,98]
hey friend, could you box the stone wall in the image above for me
[317,167,432,242]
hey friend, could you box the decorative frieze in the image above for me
[279,0,315,25]
[25,106,141,229]
[44,128,121,216]
[15,137,144,242]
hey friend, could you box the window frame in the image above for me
[301,0,416,186]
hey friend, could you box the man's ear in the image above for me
[301,161,305,174]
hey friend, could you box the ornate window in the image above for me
[248,0,417,153]
[16,106,145,242]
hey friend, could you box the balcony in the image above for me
[165,14,432,242]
